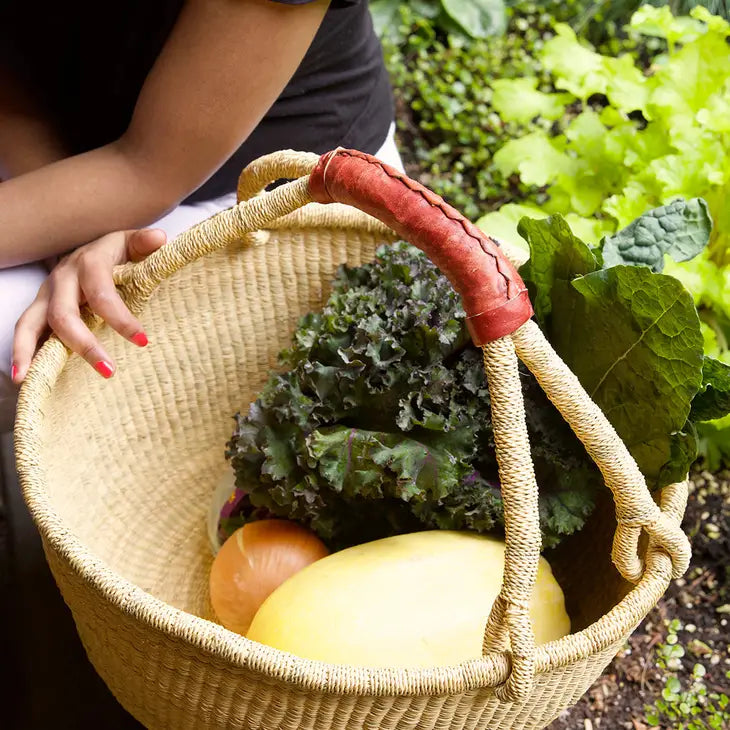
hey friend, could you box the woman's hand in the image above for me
[11,228,167,383]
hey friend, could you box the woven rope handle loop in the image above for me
[236,149,321,203]
[113,175,314,311]
[511,321,692,583]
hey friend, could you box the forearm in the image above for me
[0,118,67,179]
[0,0,329,269]
[0,142,177,268]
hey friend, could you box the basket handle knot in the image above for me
[615,506,691,583]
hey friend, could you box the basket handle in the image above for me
[114,148,690,703]
[306,149,691,701]
[113,173,314,305]
[236,149,321,202]
[309,149,534,344]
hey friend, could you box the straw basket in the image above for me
[14,149,691,730]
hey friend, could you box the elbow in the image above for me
[110,134,204,220]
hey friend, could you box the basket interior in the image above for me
[35,225,629,634]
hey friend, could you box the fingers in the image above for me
[126,228,167,263]
[10,228,164,384]
[78,254,148,348]
[46,270,117,378]
[12,286,51,384]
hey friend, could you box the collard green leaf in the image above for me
[552,265,704,486]
[690,357,730,422]
[601,198,712,272]
[441,0,506,39]
[517,214,600,328]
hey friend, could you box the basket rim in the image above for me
[13,205,678,698]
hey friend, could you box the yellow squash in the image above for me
[247,530,570,668]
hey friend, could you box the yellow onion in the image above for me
[209,519,329,635]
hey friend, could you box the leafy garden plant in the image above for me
[222,201,730,550]
[377,1,658,221]
[369,0,507,43]
[479,5,730,464]
[378,2,556,220]
[644,619,730,729]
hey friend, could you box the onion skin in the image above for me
[209,519,329,635]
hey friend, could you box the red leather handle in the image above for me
[309,149,533,345]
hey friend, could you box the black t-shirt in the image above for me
[0,0,393,202]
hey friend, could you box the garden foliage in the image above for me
[480,5,730,463]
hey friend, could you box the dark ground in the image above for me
[548,469,730,730]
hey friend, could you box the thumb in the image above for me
[126,228,167,263]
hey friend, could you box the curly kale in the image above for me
[225,242,599,550]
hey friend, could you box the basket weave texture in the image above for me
[14,150,690,730]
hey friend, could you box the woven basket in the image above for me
[14,150,691,730]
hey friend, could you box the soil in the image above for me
[547,469,730,729]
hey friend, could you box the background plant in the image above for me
[377,1,662,221]
[477,5,730,465]
[550,0,730,47]
[370,0,507,44]
[644,619,730,729]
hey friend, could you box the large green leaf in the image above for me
[601,198,712,272]
[493,132,574,187]
[690,356,730,422]
[441,0,506,38]
[630,4,707,47]
[551,266,704,486]
[517,214,600,328]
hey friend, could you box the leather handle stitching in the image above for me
[325,149,518,299]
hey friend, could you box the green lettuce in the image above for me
[478,4,730,464]
[488,6,730,265]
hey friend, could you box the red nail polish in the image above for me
[131,331,148,347]
[10,364,18,381]
[94,360,114,379]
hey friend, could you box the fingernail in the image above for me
[94,360,114,379]
[10,363,18,381]
[130,331,148,347]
